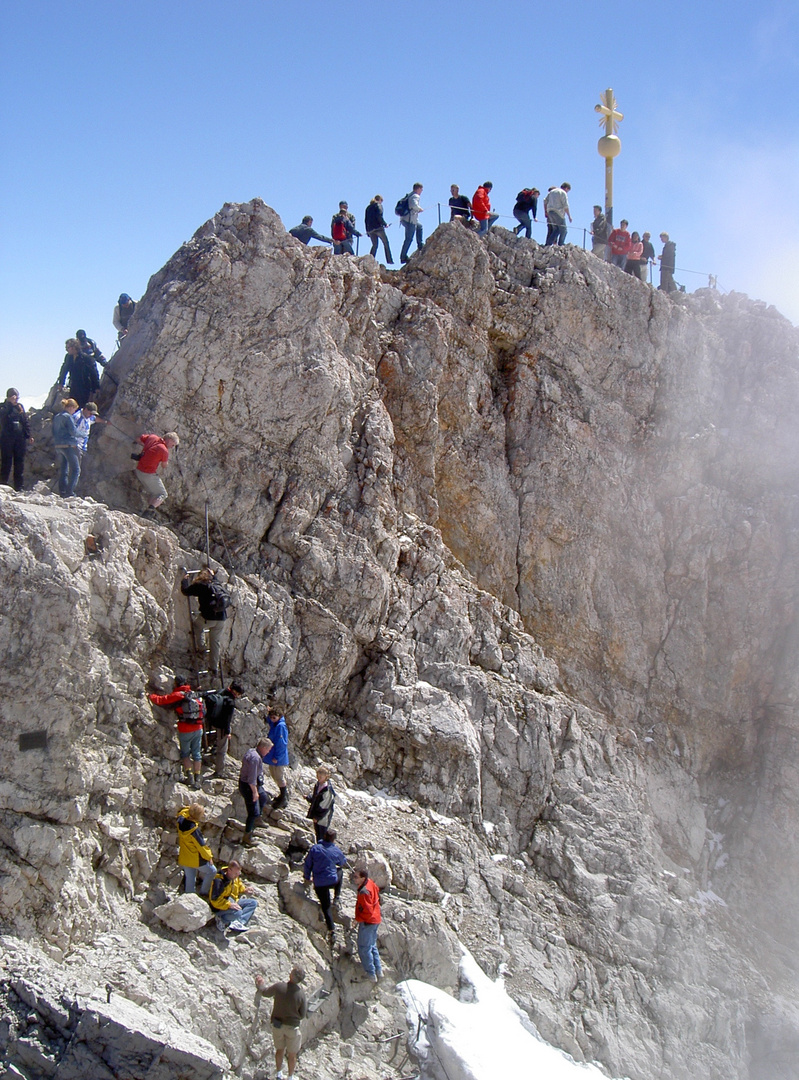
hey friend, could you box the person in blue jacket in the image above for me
[263,706,290,809]
[303,828,348,943]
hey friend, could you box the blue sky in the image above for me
[2,0,797,398]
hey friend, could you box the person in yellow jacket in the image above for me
[177,804,217,895]
[208,860,258,933]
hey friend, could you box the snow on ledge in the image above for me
[400,948,630,1080]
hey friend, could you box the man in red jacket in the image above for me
[134,431,179,511]
[353,865,383,981]
[472,182,498,236]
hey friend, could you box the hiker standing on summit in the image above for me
[181,568,231,678]
[331,202,360,255]
[399,183,424,263]
[0,389,33,492]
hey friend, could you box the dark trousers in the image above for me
[239,780,269,833]
[368,228,393,263]
[314,872,343,933]
[0,433,27,491]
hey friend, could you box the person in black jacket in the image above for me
[364,196,393,264]
[58,339,100,408]
[203,680,244,777]
[513,188,539,238]
[75,329,107,369]
[0,389,33,491]
[306,764,335,841]
[181,568,231,677]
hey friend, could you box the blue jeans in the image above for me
[239,780,269,833]
[476,214,499,236]
[400,221,423,261]
[610,252,627,270]
[183,862,217,895]
[55,447,81,497]
[545,214,567,246]
[513,208,532,237]
[217,896,258,929]
[357,921,382,976]
[333,240,354,255]
[178,730,203,762]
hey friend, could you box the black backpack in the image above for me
[206,582,231,617]
[203,690,227,728]
[395,193,411,218]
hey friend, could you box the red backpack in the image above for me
[331,217,348,242]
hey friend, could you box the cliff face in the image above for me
[2,200,799,1080]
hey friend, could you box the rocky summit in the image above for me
[2,198,799,1080]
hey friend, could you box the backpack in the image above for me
[331,217,348,242]
[516,189,534,204]
[394,193,411,218]
[203,690,227,728]
[179,689,205,722]
[206,582,231,617]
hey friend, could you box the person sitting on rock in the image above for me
[148,676,206,789]
[180,567,232,678]
[255,966,307,1080]
[353,865,383,982]
[239,738,273,844]
[177,803,217,896]
[132,431,179,512]
[263,706,290,809]
[208,860,257,933]
[305,764,335,842]
[303,827,348,945]
[202,680,244,778]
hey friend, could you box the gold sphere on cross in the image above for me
[598,133,621,159]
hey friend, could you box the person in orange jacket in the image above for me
[353,865,382,981]
[472,182,498,236]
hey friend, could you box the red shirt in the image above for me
[608,228,631,256]
[137,434,169,474]
[148,684,204,732]
[355,878,381,924]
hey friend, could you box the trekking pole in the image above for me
[205,501,211,568]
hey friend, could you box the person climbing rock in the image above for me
[305,764,335,842]
[176,803,216,895]
[254,966,307,1080]
[149,676,206,788]
[180,567,232,678]
[202,680,243,777]
[75,329,107,368]
[353,865,383,982]
[133,431,179,511]
[264,706,290,809]
[57,338,100,409]
[288,216,332,246]
[303,827,348,945]
[0,388,33,491]
[113,294,136,337]
[208,860,257,933]
[239,738,272,844]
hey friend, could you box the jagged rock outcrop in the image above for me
[2,199,799,1080]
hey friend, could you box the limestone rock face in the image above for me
[2,200,799,1080]
[153,893,214,932]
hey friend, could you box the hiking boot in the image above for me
[241,831,254,846]
[192,775,201,790]
[272,788,288,810]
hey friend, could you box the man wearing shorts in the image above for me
[255,967,307,1080]
[148,676,206,788]
[134,431,179,510]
